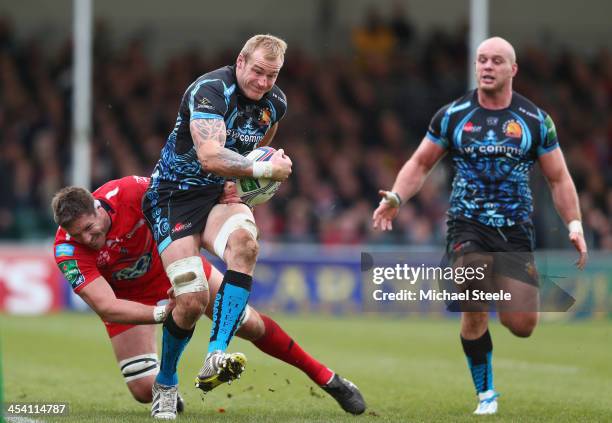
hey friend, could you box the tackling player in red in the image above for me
[52,176,365,417]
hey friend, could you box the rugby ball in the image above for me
[237,146,281,206]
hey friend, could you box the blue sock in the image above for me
[156,311,194,386]
[208,270,252,354]
[461,329,494,393]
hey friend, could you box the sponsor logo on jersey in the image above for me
[226,128,264,144]
[55,243,75,257]
[462,145,524,156]
[503,119,522,138]
[172,222,193,234]
[198,97,215,110]
[486,117,499,126]
[463,121,482,133]
[60,259,85,288]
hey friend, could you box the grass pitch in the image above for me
[2,313,611,422]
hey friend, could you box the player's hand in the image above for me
[219,181,241,204]
[270,148,292,182]
[569,231,588,270]
[165,287,176,318]
[372,190,401,231]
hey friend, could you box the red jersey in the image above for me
[54,176,169,301]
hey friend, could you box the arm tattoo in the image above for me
[191,118,226,147]
[216,148,253,173]
[191,118,253,177]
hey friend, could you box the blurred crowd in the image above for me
[0,8,610,250]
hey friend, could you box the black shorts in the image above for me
[142,182,224,254]
[445,216,538,287]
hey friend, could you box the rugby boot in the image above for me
[195,351,247,393]
[473,389,499,415]
[151,382,177,420]
[321,374,366,415]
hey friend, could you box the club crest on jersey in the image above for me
[463,121,482,133]
[258,108,272,126]
[503,119,522,138]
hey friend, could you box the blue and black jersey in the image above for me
[151,65,287,190]
[426,90,559,227]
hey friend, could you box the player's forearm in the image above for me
[549,175,581,225]
[391,159,431,204]
[97,299,158,324]
[200,146,254,178]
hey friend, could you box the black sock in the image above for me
[461,329,494,393]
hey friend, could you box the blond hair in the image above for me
[240,34,287,61]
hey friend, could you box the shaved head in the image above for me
[477,37,516,64]
[475,36,518,102]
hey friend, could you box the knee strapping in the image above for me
[213,213,258,259]
[119,353,159,383]
[166,256,209,296]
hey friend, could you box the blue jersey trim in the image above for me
[537,143,559,156]
[226,107,239,128]
[158,237,172,254]
[426,132,447,148]
[448,100,471,114]
[453,109,478,149]
[224,84,236,108]
[191,112,224,121]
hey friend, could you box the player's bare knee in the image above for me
[508,324,535,338]
[128,379,154,403]
[501,313,537,337]
[228,230,259,267]
[176,291,207,321]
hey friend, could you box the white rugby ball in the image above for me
[237,146,281,206]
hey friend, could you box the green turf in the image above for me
[2,313,611,422]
